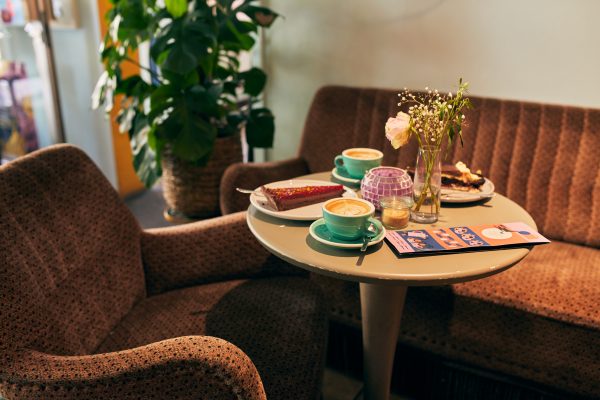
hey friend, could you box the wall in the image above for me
[263,0,600,160]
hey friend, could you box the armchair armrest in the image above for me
[141,211,304,295]
[1,336,266,400]
[220,157,309,214]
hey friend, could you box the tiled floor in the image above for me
[125,188,409,400]
[125,185,172,229]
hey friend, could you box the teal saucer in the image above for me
[331,167,361,185]
[309,217,386,249]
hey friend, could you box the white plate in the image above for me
[250,179,358,221]
[309,218,386,249]
[440,178,495,203]
[331,167,361,185]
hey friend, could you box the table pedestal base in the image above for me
[360,283,407,400]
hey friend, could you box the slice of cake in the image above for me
[261,185,345,211]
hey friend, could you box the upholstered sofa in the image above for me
[221,85,600,399]
[0,145,328,400]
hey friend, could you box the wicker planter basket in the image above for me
[161,134,242,219]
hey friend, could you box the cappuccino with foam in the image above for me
[344,149,381,160]
[325,199,371,216]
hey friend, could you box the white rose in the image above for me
[385,111,411,149]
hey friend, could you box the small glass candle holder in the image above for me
[379,196,412,230]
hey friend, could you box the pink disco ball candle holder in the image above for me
[361,167,413,210]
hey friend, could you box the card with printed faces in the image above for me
[385,222,549,256]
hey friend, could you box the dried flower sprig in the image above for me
[386,79,472,152]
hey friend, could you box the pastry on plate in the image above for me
[408,161,485,192]
[441,162,485,192]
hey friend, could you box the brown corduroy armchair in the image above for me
[0,144,328,400]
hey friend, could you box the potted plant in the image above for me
[92,0,278,218]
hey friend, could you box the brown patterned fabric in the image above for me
[96,277,328,400]
[453,241,600,330]
[142,211,306,296]
[219,85,600,397]
[0,144,145,357]
[220,157,309,215]
[2,336,266,400]
[0,145,328,400]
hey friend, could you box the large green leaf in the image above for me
[236,4,279,27]
[150,84,177,108]
[150,23,174,62]
[165,0,187,18]
[232,19,258,35]
[116,0,150,43]
[130,122,162,187]
[162,44,198,76]
[160,19,212,75]
[158,97,217,162]
[221,19,255,51]
[246,107,274,148]
[171,113,217,161]
[188,85,220,117]
[115,76,150,97]
[239,67,266,96]
[118,0,147,28]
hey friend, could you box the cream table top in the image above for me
[247,172,536,286]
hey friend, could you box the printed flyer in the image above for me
[385,222,549,256]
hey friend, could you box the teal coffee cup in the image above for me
[322,198,375,240]
[334,148,384,179]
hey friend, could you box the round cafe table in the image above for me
[246,172,536,400]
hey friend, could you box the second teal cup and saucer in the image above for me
[334,148,383,180]
[309,198,386,249]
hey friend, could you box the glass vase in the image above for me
[411,146,441,223]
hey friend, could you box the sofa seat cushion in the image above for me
[453,241,600,330]
[311,241,600,397]
[96,277,328,400]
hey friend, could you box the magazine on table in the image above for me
[385,222,549,256]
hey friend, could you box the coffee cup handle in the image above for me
[334,155,346,172]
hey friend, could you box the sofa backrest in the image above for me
[299,85,600,247]
[0,145,145,356]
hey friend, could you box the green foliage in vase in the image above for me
[92,0,279,187]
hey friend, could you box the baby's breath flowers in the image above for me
[386,79,471,151]
[385,79,472,219]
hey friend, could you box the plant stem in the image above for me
[414,147,439,214]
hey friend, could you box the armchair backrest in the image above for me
[0,145,145,356]
[299,85,600,247]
